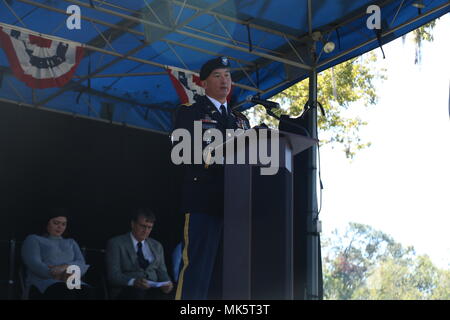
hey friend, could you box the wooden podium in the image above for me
[221,129,317,299]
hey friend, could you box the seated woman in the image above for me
[21,208,94,300]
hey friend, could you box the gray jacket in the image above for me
[105,233,171,298]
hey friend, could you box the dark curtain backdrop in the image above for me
[0,102,184,296]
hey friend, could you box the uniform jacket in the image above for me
[173,95,250,216]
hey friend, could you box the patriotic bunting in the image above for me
[0,25,84,89]
[167,66,232,105]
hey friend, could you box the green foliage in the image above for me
[411,21,437,64]
[431,269,450,300]
[244,52,384,159]
[244,21,437,159]
[353,254,447,300]
[322,223,450,300]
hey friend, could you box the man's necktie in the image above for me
[137,242,149,269]
[219,105,228,123]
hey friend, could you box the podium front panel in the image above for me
[223,164,252,300]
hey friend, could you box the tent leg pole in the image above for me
[305,66,320,300]
[306,0,320,300]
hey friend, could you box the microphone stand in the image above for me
[265,107,311,137]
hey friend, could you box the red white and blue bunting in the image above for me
[0,25,84,89]
[167,65,232,105]
[167,66,205,105]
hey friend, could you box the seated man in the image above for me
[106,208,174,300]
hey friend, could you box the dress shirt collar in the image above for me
[206,95,228,113]
[130,232,145,249]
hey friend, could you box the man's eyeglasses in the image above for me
[137,222,153,230]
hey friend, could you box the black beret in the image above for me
[200,56,231,80]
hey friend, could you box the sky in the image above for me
[319,14,449,269]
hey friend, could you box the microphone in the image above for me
[246,95,280,109]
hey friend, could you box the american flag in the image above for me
[167,66,205,105]
[167,65,232,105]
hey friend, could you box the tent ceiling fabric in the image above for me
[0,0,448,133]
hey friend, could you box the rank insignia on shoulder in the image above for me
[201,118,217,124]
[181,102,193,107]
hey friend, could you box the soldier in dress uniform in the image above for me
[172,56,250,300]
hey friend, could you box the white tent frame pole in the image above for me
[36,42,149,106]
[2,0,27,27]
[12,0,254,66]
[182,24,284,56]
[6,2,262,94]
[390,0,406,28]
[61,0,312,70]
[0,97,169,135]
[91,0,305,42]
[318,1,449,69]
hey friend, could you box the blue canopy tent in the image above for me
[0,1,448,131]
[0,0,448,299]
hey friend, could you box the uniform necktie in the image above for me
[137,242,149,269]
[220,105,228,123]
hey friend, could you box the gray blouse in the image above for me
[21,234,89,293]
